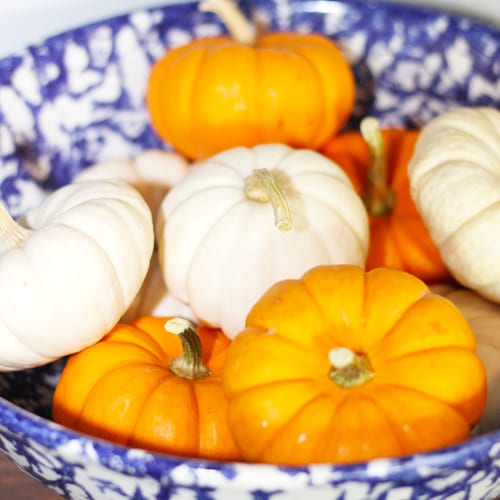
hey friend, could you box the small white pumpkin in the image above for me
[74,149,194,322]
[121,251,198,323]
[157,143,369,338]
[430,283,500,434]
[74,149,190,217]
[408,106,500,301]
[0,179,154,371]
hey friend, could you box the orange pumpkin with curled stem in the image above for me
[147,0,355,160]
[322,118,451,283]
[223,264,486,465]
[53,316,240,461]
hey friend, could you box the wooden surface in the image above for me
[0,452,60,499]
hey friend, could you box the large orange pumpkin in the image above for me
[146,0,355,160]
[223,265,486,465]
[53,316,240,461]
[322,118,451,283]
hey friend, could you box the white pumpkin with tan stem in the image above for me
[408,107,500,301]
[0,179,154,371]
[156,143,369,338]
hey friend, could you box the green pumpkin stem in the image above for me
[244,168,293,232]
[328,346,374,388]
[360,117,396,216]
[166,318,211,380]
[199,0,256,45]
[0,203,32,252]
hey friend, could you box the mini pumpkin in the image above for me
[156,143,369,338]
[74,150,194,322]
[74,149,190,218]
[408,106,500,300]
[430,283,500,435]
[0,179,154,371]
[147,0,355,159]
[322,117,450,283]
[121,251,197,323]
[223,265,486,464]
[53,316,240,461]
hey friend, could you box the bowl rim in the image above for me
[1,0,499,68]
[2,392,500,487]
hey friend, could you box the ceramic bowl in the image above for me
[0,0,499,498]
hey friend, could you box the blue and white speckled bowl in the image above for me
[0,1,499,498]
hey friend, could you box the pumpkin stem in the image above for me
[360,117,396,216]
[328,347,374,388]
[165,317,211,380]
[0,202,32,252]
[199,0,256,45]
[244,168,292,232]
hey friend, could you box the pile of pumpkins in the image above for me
[1,0,499,466]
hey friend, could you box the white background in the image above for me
[0,0,498,58]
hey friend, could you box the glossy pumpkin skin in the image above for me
[322,129,451,283]
[53,316,240,461]
[147,33,355,160]
[224,265,486,465]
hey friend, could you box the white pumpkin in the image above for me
[74,149,190,217]
[74,149,195,322]
[430,283,500,434]
[0,179,154,371]
[408,106,500,301]
[121,251,198,323]
[157,143,369,338]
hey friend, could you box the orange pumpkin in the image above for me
[223,265,486,465]
[146,0,355,160]
[322,118,451,283]
[53,316,240,461]
[430,283,500,435]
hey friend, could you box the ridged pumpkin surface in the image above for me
[224,265,486,464]
[53,316,240,461]
[147,32,355,159]
[323,128,451,283]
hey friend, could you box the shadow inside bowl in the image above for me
[0,359,66,420]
